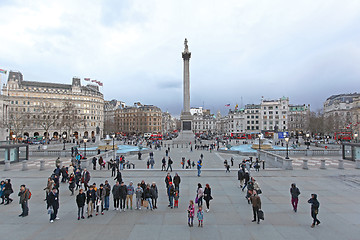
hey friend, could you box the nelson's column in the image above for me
[175,38,194,143]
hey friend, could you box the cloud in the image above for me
[1,0,360,116]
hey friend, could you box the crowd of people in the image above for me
[1,139,322,229]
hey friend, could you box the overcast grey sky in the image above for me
[1,0,360,116]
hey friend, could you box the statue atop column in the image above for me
[184,38,189,52]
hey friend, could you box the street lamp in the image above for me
[12,134,16,144]
[83,138,88,158]
[112,134,116,150]
[306,133,310,150]
[62,133,67,150]
[285,136,290,159]
[354,133,358,143]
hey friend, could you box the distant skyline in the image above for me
[1,0,360,116]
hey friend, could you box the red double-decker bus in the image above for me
[150,134,162,141]
[334,132,352,141]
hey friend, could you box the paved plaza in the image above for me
[1,147,360,240]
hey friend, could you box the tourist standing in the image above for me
[250,190,261,224]
[197,206,204,227]
[112,181,120,210]
[18,185,29,217]
[167,182,175,208]
[290,183,300,212]
[3,179,13,205]
[44,178,54,201]
[203,184,213,212]
[76,189,86,220]
[238,168,245,188]
[187,200,195,227]
[173,173,181,191]
[197,160,202,177]
[104,180,111,211]
[68,173,75,195]
[196,183,204,207]
[0,180,5,204]
[96,184,105,215]
[135,183,143,210]
[144,184,153,210]
[86,185,96,218]
[174,190,179,208]
[47,188,59,223]
[82,169,91,191]
[308,194,320,228]
[150,182,158,209]
[119,182,128,212]
[126,181,134,210]
[161,157,166,171]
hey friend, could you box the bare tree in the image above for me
[6,111,28,139]
[36,101,60,140]
[60,102,84,138]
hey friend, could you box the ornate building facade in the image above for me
[115,102,162,135]
[2,71,104,140]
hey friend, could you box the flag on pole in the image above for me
[0,69,7,74]
[225,104,230,107]
[84,78,90,81]
[91,79,97,83]
[98,82,103,86]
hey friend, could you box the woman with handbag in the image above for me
[203,184,213,212]
[196,183,204,207]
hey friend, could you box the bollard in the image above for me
[22,160,28,171]
[80,159,87,169]
[302,159,308,170]
[320,159,326,169]
[4,160,10,171]
[283,159,293,170]
[338,159,344,169]
[355,159,360,169]
[40,160,46,171]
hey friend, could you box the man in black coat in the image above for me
[76,189,86,220]
[47,188,59,223]
[166,157,173,172]
[308,193,320,228]
[173,173,181,192]
[112,181,121,210]
[86,186,96,218]
[114,170,122,183]
[119,182,128,212]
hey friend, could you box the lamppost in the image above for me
[354,133,358,143]
[12,134,16,144]
[112,134,116,150]
[83,138,88,158]
[285,136,290,159]
[306,133,310,150]
[62,133,67,150]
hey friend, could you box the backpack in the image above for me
[26,189,32,199]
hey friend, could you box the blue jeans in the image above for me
[146,198,153,209]
[197,168,201,176]
[104,196,109,209]
[169,196,174,207]
[120,163,123,170]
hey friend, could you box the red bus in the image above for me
[150,134,162,141]
[334,132,352,141]
[231,133,248,139]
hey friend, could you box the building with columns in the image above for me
[2,71,104,140]
[104,99,125,135]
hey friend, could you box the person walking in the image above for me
[18,185,30,217]
[68,173,75,196]
[76,189,86,220]
[250,190,261,224]
[104,180,111,211]
[242,170,250,192]
[126,181,134,210]
[96,184,106,215]
[86,185,96,218]
[290,183,300,212]
[3,179,14,205]
[161,157,166,171]
[92,157,97,170]
[149,157,155,169]
[47,188,59,223]
[112,181,121,210]
[203,184,213,212]
[173,173,181,192]
[167,157,173,172]
[238,168,245,188]
[308,194,320,228]
[74,169,81,190]
[165,173,172,189]
[114,169,122,183]
[135,183,143,210]
[196,183,204,207]
[187,200,195,227]
[119,182,128,212]
[82,169,91,191]
[0,180,5,204]
[174,190,179,208]
[150,182,158,209]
